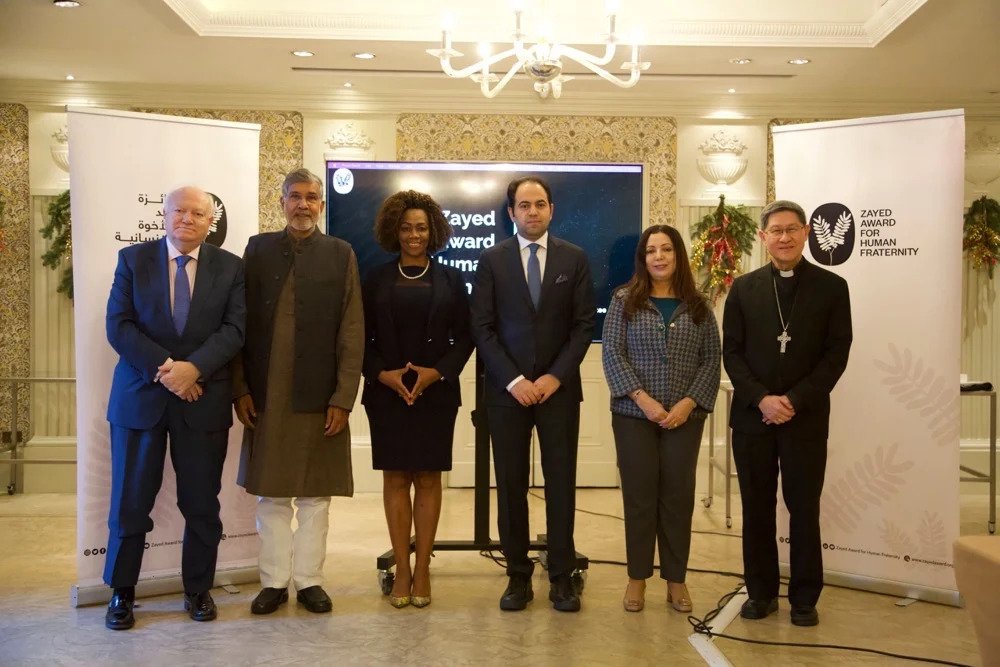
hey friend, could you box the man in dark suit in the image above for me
[470,176,596,612]
[103,186,246,630]
[722,199,852,627]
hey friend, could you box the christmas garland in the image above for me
[963,195,1000,278]
[41,190,73,299]
[690,194,757,304]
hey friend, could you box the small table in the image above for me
[960,389,997,535]
[703,381,736,528]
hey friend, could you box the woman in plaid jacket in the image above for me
[602,224,721,613]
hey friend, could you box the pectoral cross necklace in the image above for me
[772,274,796,354]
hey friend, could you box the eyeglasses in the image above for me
[169,208,209,221]
[286,192,322,204]
[763,225,805,239]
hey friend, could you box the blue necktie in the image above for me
[527,243,541,309]
[173,255,192,335]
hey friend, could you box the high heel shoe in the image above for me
[667,583,692,613]
[622,581,645,613]
[388,593,411,608]
[411,594,431,608]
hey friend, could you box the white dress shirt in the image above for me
[506,231,550,393]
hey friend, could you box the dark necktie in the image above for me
[173,255,192,335]
[527,243,542,309]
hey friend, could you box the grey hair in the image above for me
[282,168,324,198]
[164,186,213,215]
[760,199,807,229]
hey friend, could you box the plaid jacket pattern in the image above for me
[602,288,721,419]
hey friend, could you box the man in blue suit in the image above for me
[102,186,246,630]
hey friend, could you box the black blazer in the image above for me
[361,259,474,409]
[106,237,245,431]
[722,259,852,439]
[470,235,596,407]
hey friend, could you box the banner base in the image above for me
[71,566,260,608]
[779,564,961,607]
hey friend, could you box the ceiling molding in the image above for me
[5,79,999,122]
[160,0,914,48]
[865,0,931,46]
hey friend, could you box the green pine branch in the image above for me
[40,190,74,300]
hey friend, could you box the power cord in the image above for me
[508,489,972,666]
[687,584,972,667]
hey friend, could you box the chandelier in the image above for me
[426,2,650,99]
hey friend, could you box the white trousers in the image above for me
[256,496,331,590]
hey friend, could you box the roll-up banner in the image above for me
[68,107,261,605]
[772,109,965,605]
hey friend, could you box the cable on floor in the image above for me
[513,491,971,666]
[687,584,973,667]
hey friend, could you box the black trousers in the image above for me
[611,414,703,582]
[104,401,228,594]
[488,389,579,580]
[732,430,827,607]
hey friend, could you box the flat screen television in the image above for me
[326,160,644,340]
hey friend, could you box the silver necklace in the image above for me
[398,261,430,280]
[771,275,796,354]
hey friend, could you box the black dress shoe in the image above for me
[499,574,533,611]
[549,574,581,613]
[790,605,819,626]
[184,590,217,622]
[251,587,288,615]
[105,587,135,630]
[740,597,778,620]
[296,585,332,613]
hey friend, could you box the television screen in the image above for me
[326,160,644,340]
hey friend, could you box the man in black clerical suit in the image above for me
[722,199,852,627]
[470,176,595,612]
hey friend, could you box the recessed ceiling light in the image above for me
[727,88,736,93]
[788,58,811,65]
[53,0,81,7]
[729,58,752,65]
[65,74,75,81]
[353,52,376,60]
[291,50,314,57]
[343,82,353,88]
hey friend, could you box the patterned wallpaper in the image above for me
[0,103,31,441]
[397,114,678,226]
[132,109,303,232]
[766,118,827,204]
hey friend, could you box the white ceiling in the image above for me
[0,0,998,119]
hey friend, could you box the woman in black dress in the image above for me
[362,190,474,608]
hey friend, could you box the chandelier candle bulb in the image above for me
[426,1,647,99]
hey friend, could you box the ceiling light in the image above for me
[727,88,736,93]
[343,82,353,88]
[788,58,811,65]
[729,58,752,65]
[427,4,649,99]
[53,0,81,7]
[291,50,314,57]
[353,52,376,60]
[65,74,75,81]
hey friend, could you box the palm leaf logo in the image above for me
[813,211,852,264]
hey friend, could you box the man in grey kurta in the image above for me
[233,168,363,614]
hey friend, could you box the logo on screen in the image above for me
[332,168,354,194]
[205,192,228,248]
[808,202,854,266]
